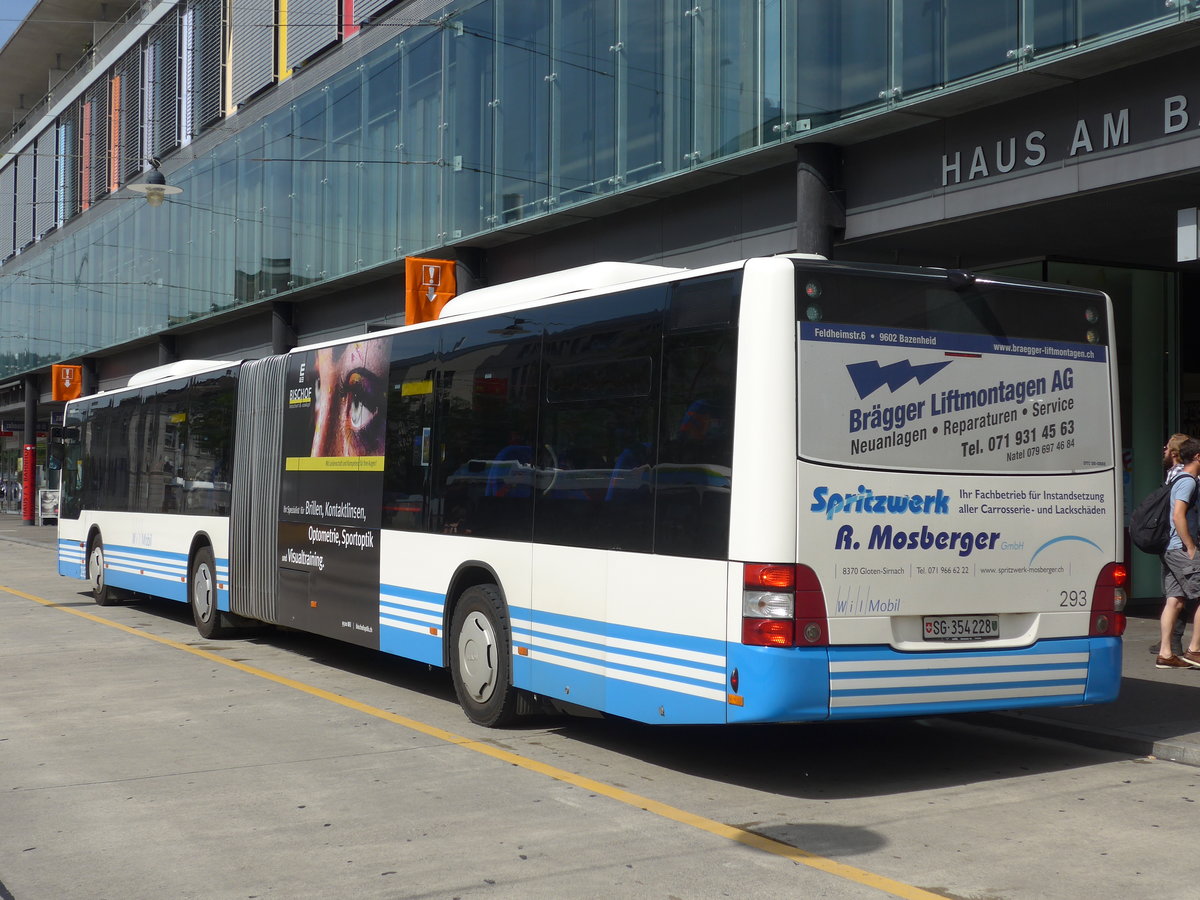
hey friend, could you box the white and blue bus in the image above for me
[56,256,1126,726]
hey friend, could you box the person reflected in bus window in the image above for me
[311,339,391,458]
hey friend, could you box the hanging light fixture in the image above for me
[127,158,182,207]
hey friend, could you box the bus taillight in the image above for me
[741,564,828,647]
[1090,562,1128,637]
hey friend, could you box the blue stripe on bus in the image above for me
[830,661,1088,680]
[516,653,727,724]
[379,583,446,666]
[513,640,726,691]
[831,677,1087,698]
[511,605,726,660]
[380,583,446,604]
[824,693,1093,719]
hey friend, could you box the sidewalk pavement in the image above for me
[4,514,1199,764]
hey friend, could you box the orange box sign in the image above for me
[52,364,83,402]
[404,257,457,325]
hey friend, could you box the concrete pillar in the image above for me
[795,144,845,258]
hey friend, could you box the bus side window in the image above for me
[654,328,736,560]
[382,340,436,532]
[536,289,664,552]
[432,317,540,540]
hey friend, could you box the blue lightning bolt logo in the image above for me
[846,359,952,399]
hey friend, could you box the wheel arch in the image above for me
[85,525,103,586]
[187,530,216,572]
[442,560,508,668]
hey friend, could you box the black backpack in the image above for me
[1130,474,1198,554]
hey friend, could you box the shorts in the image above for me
[1162,548,1200,600]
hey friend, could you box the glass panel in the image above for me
[496,0,550,222]
[293,92,327,287]
[1082,0,1172,39]
[235,125,264,303]
[326,66,362,276]
[694,0,759,159]
[262,108,294,294]
[554,0,617,205]
[400,28,443,252]
[901,0,943,96]
[787,0,887,128]
[763,0,783,138]
[1031,0,1077,55]
[445,1,494,238]
[621,0,672,184]
[211,140,238,309]
[945,0,1018,83]
[362,43,400,266]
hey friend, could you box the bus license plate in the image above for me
[922,614,999,641]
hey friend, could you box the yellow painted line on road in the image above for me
[3,583,945,900]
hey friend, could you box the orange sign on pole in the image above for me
[52,364,83,402]
[404,257,457,325]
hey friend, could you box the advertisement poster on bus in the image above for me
[278,336,392,647]
[798,322,1118,631]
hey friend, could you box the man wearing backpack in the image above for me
[1157,438,1200,668]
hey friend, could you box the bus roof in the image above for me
[438,262,683,319]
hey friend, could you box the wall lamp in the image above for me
[126,158,182,207]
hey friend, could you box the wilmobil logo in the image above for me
[810,485,1001,558]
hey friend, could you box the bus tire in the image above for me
[189,545,227,639]
[449,584,519,727]
[89,537,120,606]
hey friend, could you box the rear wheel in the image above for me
[449,584,519,727]
[189,546,227,639]
[89,537,120,606]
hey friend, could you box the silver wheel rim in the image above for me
[89,545,104,594]
[192,561,215,623]
[458,610,498,703]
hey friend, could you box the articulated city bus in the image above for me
[56,255,1125,726]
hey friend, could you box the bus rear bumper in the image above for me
[727,636,1122,723]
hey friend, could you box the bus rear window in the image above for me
[794,265,1114,475]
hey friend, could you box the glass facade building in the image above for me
[1,0,1197,378]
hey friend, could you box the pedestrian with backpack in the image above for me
[1156,437,1200,668]
[1150,433,1192,658]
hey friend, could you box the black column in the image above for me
[81,357,98,397]
[272,301,296,354]
[795,144,845,258]
[158,336,177,367]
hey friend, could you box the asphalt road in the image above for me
[2,535,1196,900]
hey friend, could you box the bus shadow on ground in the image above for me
[107,592,1127,801]
[545,714,1120,801]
